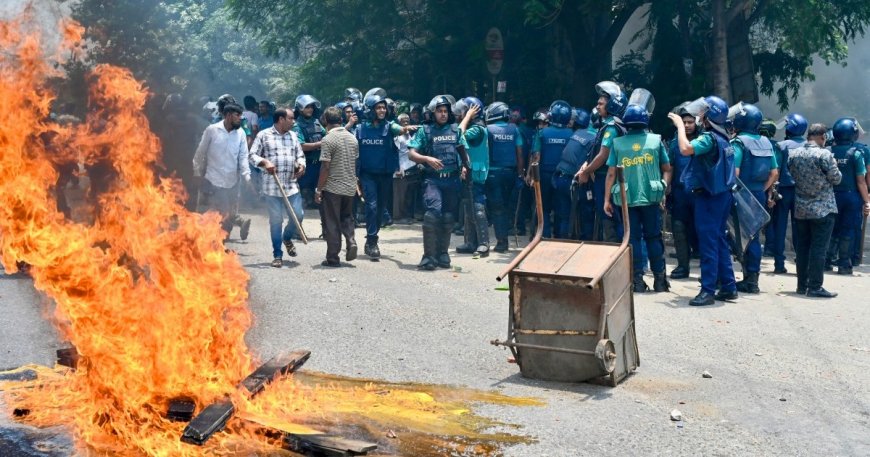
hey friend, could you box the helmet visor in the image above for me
[727,102,747,121]
[628,88,655,114]
[595,81,622,99]
[683,97,709,118]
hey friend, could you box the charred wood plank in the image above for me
[240,350,311,397]
[285,434,378,456]
[180,350,311,446]
[167,397,196,422]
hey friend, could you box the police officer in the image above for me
[576,81,629,242]
[294,94,326,209]
[553,109,595,240]
[772,113,807,273]
[356,89,417,259]
[407,95,470,270]
[828,118,870,274]
[484,102,525,251]
[531,100,574,238]
[604,103,672,292]
[454,97,491,257]
[730,103,780,294]
[759,118,780,260]
[668,96,738,307]
[668,104,700,279]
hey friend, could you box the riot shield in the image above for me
[628,88,655,114]
[727,177,771,259]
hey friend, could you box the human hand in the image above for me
[294,164,305,179]
[667,112,683,128]
[427,157,444,171]
[604,200,613,217]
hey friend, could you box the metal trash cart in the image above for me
[491,164,639,386]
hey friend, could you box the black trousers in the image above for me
[320,190,356,263]
[794,213,835,291]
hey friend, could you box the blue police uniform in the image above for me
[683,131,737,297]
[668,136,698,276]
[408,122,463,269]
[772,136,804,271]
[515,123,536,235]
[294,116,325,195]
[732,133,778,279]
[553,129,596,240]
[357,120,403,249]
[591,118,625,242]
[485,121,524,247]
[829,142,866,270]
[533,125,575,238]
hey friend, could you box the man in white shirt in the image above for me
[192,103,251,240]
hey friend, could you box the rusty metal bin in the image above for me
[492,165,638,386]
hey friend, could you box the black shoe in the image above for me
[823,263,833,272]
[653,273,670,292]
[670,266,689,279]
[474,246,490,258]
[321,259,341,267]
[494,240,509,253]
[283,240,297,257]
[796,286,807,295]
[436,253,451,268]
[837,267,852,275]
[455,243,476,254]
[773,266,788,274]
[714,289,739,301]
[364,242,380,259]
[346,243,357,261]
[239,218,251,240]
[735,272,760,294]
[806,287,837,298]
[417,256,437,271]
[689,291,715,306]
[633,277,649,293]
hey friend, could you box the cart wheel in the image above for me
[595,339,617,374]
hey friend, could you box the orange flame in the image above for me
[0,15,540,456]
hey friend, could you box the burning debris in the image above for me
[0,14,539,457]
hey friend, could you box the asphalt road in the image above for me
[2,209,869,456]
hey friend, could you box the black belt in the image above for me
[426,170,458,178]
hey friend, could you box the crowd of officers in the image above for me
[193,82,869,306]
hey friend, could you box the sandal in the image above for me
[283,240,297,257]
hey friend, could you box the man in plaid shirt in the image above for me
[249,108,307,267]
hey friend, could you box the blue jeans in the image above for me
[266,194,304,258]
[360,171,393,242]
[695,191,736,294]
[628,205,665,276]
[771,186,795,269]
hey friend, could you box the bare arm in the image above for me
[603,166,617,216]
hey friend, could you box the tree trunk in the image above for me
[711,0,731,101]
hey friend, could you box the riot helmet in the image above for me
[572,108,590,130]
[595,81,628,118]
[363,87,388,121]
[758,119,777,138]
[547,100,572,128]
[485,102,511,124]
[628,88,656,114]
[453,96,484,120]
[730,102,763,134]
[784,113,808,137]
[344,87,362,102]
[294,94,321,119]
[832,117,860,143]
[427,95,456,124]
[395,100,410,115]
[622,104,650,129]
[532,110,548,129]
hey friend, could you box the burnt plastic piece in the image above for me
[56,347,79,370]
[240,350,311,397]
[167,397,196,422]
[180,401,234,445]
[13,408,30,417]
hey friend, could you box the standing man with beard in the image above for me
[408,95,470,270]
[192,102,252,243]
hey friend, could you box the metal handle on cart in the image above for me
[586,166,631,289]
[491,338,617,374]
[497,162,544,281]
